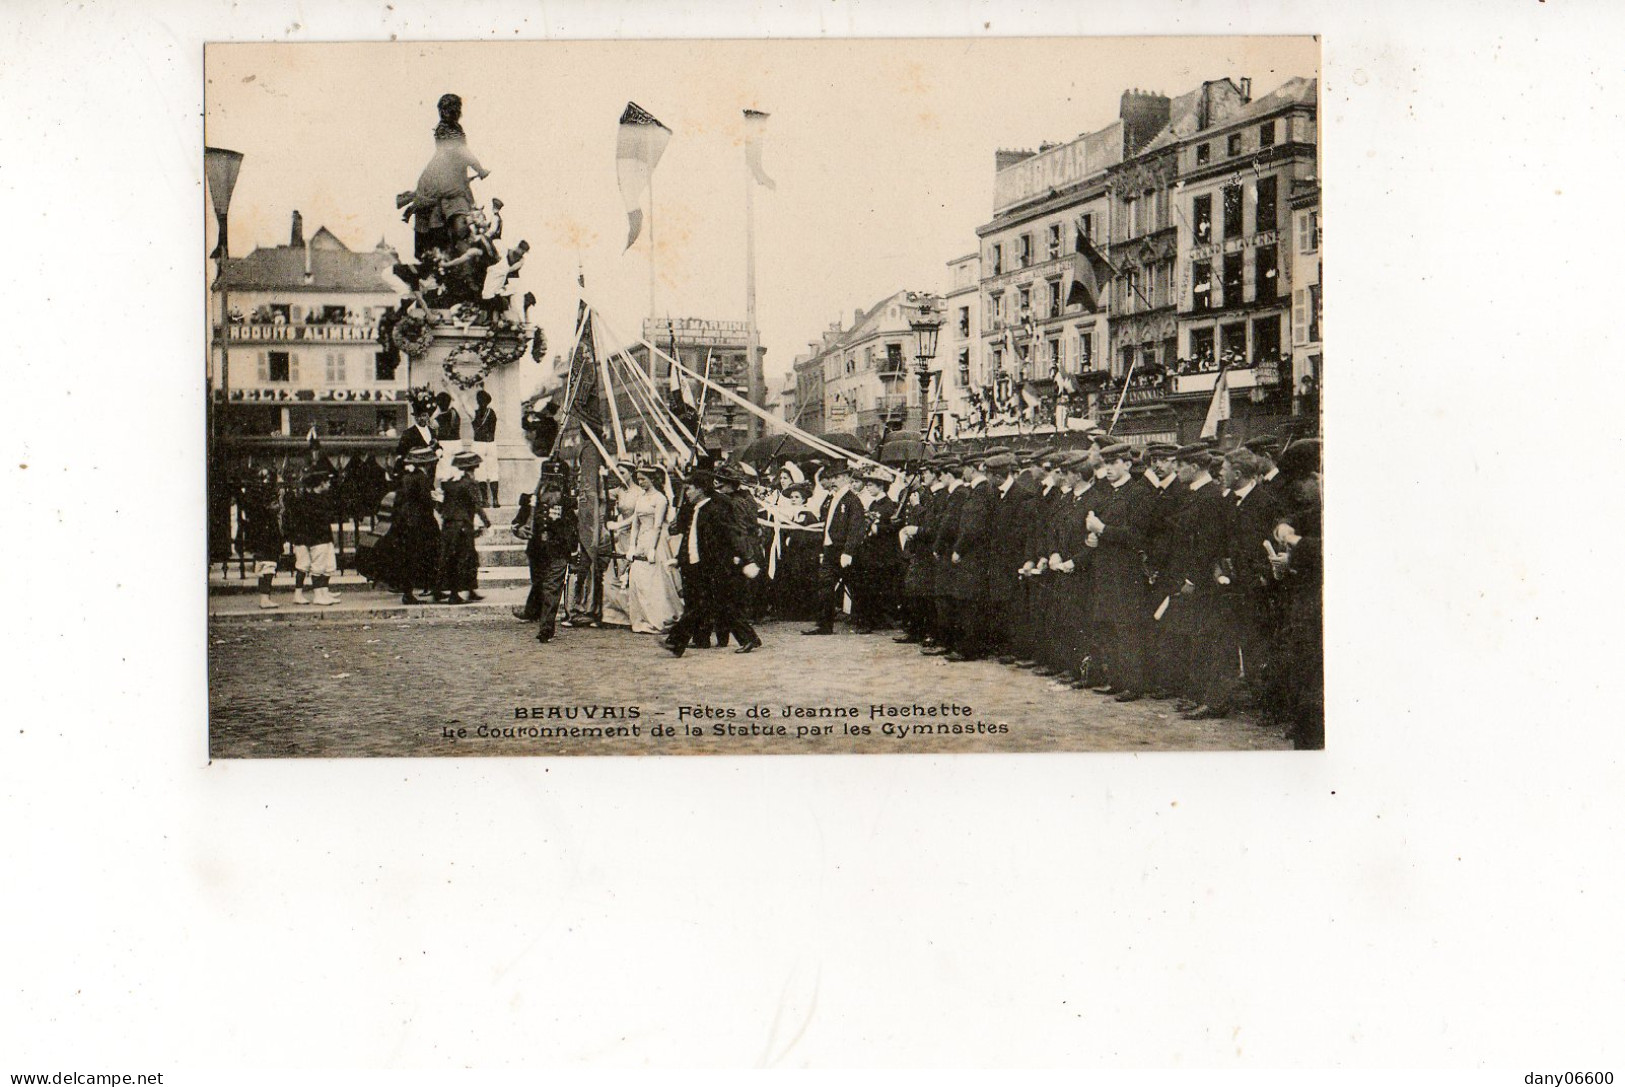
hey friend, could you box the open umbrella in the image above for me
[879,435,927,466]
[739,433,820,468]
[816,431,867,456]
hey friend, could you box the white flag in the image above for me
[743,109,777,190]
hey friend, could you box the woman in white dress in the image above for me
[623,465,683,634]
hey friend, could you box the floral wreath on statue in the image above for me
[442,345,496,391]
[392,312,435,357]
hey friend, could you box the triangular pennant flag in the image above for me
[743,109,777,190]
[1200,363,1231,440]
[616,102,672,251]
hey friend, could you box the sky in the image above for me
[204,37,1318,394]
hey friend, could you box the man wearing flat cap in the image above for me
[1082,443,1156,701]
[942,450,998,661]
[1160,443,1230,712]
[921,455,966,655]
[895,460,941,645]
[983,450,1029,663]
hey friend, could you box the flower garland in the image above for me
[442,345,494,390]
[392,313,435,358]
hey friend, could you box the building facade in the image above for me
[937,253,980,439]
[211,213,409,439]
[1170,76,1318,439]
[1288,178,1322,422]
[627,317,757,459]
[974,106,1154,414]
[819,291,944,447]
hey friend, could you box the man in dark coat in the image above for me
[1018,451,1067,672]
[709,465,764,652]
[945,451,998,661]
[512,457,577,643]
[1084,443,1156,701]
[1049,450,1099,685]
[983,452,1028,663]
[894,462,940,645]
[803,462,866,636]
[922,457,966,655]
[666,469,757,656]
[851,468,899,633]
[1188,448,1276,718]
[1267,439,1323,748]
[1162,445,1231,711]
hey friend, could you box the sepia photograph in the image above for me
[204,37,1324,757]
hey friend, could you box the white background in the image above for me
[3,0,1623,1075]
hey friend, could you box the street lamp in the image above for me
[908,294,943,437]
[205,146,244,436]
[205,146,243,568]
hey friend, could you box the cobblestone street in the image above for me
[209,612,1292,757]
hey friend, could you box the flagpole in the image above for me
[744,149,765,445]
[648,169,657,331]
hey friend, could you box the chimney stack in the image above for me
[290,210,304,248]
[1120,88,1172,156]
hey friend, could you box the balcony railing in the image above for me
[1169,360,1282,395]
[223,323,380,344]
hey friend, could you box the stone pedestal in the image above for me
[405,322,550,501]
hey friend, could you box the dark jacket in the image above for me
[819,489,867,562]
[284,488,335,548]
[948,478,996,600]
[1088,476,1154,624]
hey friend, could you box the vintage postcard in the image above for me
[205,37,1323,757]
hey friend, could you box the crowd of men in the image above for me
[598,432,1323,749]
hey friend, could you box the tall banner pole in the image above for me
[648,171,657,334]
[744,155,763,443]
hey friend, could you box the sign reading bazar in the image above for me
[994,126,1123,213]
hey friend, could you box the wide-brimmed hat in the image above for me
[683,468,716,491]
[404,447,439,465]
[452,450,482,470]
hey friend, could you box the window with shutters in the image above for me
[256,352,268,382]
[325,352,346,383]
[1017,285,1031,315]
[375,351,398,381]
[1227,133,1242,157]
[1047,277,1062,317]
[1047,223,1062,259]
[1075,214,1093,251]
[1293,289,1308,346]
[1222,184,1243,239]
[1118,345,1135,378]
[1078,329,1094,370]
[1017,234,1032,268]
[1196,142,1210,165]
[1047,339,1062,371]
[1220,322,1247,365]
[268,351,291,382]
[957,348,970,387]
[957,306,970,338]
[1255,176,1278,234]
[1298,209,1320,253]
[1193,195,1213,243]
[990,243,1003,275]
[1259,121,1276,148]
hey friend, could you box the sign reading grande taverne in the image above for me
[993,126,1122,212]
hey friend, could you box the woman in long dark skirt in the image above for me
[434,450,490,604]
[375,447,443,603]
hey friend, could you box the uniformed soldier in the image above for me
[512,457,578,644]
[1268,438,1323,748]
